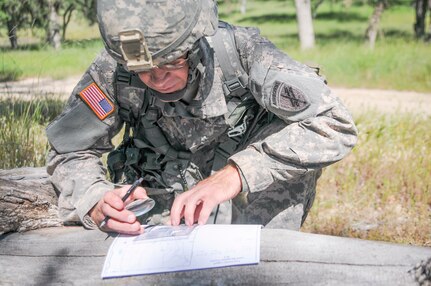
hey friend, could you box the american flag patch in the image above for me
[79,82,114,120]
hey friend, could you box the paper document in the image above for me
[102,224,261,278]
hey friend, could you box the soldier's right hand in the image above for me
[89,186,148,235]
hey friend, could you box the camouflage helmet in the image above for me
[97,0,218,73]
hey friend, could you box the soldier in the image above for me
[46,0,357,235]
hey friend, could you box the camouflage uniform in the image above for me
[46,21,357,230]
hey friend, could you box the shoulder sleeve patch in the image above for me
[79,82,115,120]
[270,81,310,112]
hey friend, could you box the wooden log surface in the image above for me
[0,167,62,235]
[0,226,430,285]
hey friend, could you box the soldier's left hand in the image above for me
[170,163,242,226]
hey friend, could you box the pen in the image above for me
[99,177,144,229]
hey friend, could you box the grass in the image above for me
[0,97,65,169]
[0,40,103,80]
[302,112,431,246]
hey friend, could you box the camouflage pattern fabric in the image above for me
[97,0,218,70]
[46,24,357,230]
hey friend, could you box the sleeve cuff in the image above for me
[229,147,274,193]
[76,181,115,229]
[228,159,249,193]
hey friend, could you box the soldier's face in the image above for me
[138,58,189,94]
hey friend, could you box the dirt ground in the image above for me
[1,76,430,115]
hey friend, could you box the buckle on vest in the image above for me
[223,77,247,96]
[227,114,251,137]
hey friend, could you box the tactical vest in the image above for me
[107,22,272,195]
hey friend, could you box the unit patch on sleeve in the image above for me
[79,82,115,120]
[271,81,309,112]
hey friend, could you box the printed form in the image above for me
[102,224,261,278]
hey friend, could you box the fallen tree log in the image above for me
[0,168,430,284]
[1,227,430,285]
[0,167,62,235]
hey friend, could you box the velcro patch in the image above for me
[79,82,114,120]
[271,81,309,112]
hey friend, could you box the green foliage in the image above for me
[0,97,65,169]
[0,0,97,48]
[0,0,38,38]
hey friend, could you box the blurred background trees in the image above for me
[0,0,96,50]
[0,0,430,50]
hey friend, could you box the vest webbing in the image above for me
[108,66,192,190]
[108,22,271,190]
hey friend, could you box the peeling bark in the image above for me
[0,167,62,235]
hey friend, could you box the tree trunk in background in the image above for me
[294,0,316,50]
[365,0,385,49]
[62,4,76,41]
[240,0,247,14]
[6,20,18,49]
[312,0,325,18]
[47,0,61,49]
[0,168,62,235]
[427,0,431,40]
[414,0,429,39]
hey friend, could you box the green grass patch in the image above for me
[0,97,65,169]
[288,40,431,92]
[0,39,103,80]
[302,112,431,246]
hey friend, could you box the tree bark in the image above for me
[312,0,325,18]
[240,0,247,14]
[0,167,62,236]
[294,0,316,50]
[6,20,18,50]
[365,0,385,49]
[414,0,429,39]
[427,0,431,41]
[47,0,61,49]
[62,4,76,41]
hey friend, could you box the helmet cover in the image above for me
[97,0,218,72]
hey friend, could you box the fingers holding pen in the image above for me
[101,202,137,224]
[93,185,149,234]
